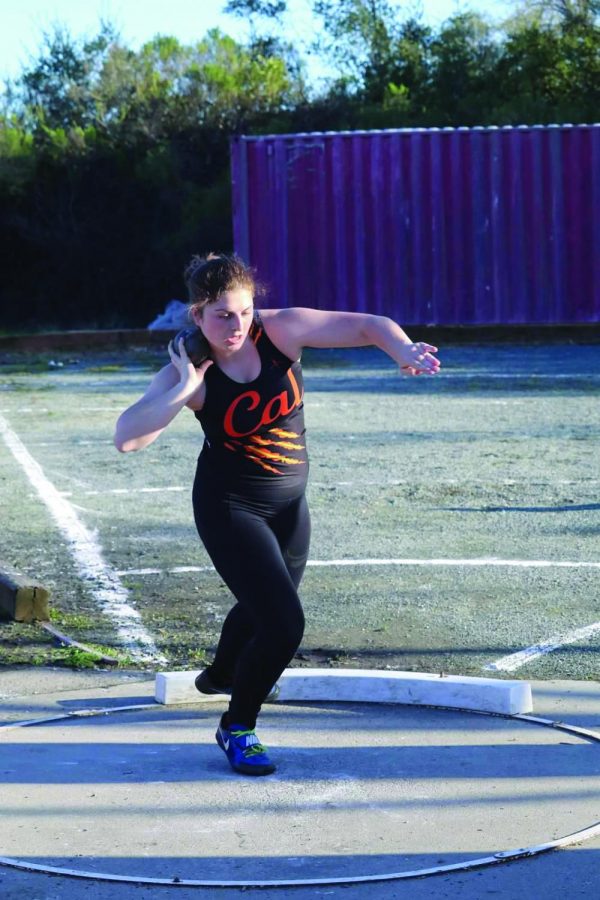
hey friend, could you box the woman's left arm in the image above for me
[264,308,440,375]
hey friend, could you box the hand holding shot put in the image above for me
[114,335,212,453]
[115,252,441,776]
[168,334,213,386]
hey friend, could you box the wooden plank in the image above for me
[39,623,119,666]
[0,568,50,622]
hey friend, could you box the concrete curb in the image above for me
[155,667,533,715]
[0,329,175,352]
[1,325,600,353]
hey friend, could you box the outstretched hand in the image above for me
[398,342,440,376]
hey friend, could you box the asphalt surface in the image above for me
[4,343,600,679]
[0,667,599,899]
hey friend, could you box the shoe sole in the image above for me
[195,674,280,704]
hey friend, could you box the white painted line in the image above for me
[307,372,600,381]
[0,407,122,414]
[485,621,600,672]
[119,569,163,576]
[110,486,185,493]
[36,440,113,447]
[0,412,165,664]
[444,373,600,380]
[116,556,600,577]
[56,480,600,498]
[118,566,215,576]
[308,557,600,569]
[59,486,187,497]
[10,407,49,413]
[155,667,533,715]
[311,479,600,487]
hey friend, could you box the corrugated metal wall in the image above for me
[231,125,600,325]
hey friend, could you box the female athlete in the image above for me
[114,253,440,776]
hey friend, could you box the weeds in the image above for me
[49,609,95,630]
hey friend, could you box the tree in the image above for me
[380,17,433,118]
[427,12,500,125]
[20,23,117,131]
[224,0,287,17]
[0,21,308,328]
[223,0,305,87]
[514,0,599,26]
[494,3,600,122]
[312,0,403,94]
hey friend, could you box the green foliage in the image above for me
[10,24,302,146]
[1,4,598,328]
[20,23,117,132]
[60,643,135,669]
[0,121,34,157]
[193,29,299,127]
[313,0,402,94]
[518,0,599,27]
[62,647,98,668]
[492,9,600,122]
[49,608,95,629]
[0,120,35,195]
[311,1,598,124]
[225,0,287,16]
[427,13,501,125]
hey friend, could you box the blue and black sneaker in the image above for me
[216,719,276,776]
[195,668,280,703]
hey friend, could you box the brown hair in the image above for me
[183,252,264,316]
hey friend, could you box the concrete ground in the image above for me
[0,667,599,900]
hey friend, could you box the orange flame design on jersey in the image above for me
[246,453,282,475]
[250,435,304,451]
[222,435,305,474]
[269,428,299,438]
[249,445,305,466]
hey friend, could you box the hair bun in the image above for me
[182,252,264,310]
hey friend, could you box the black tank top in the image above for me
[195,312,308,486]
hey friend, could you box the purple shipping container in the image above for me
[231,125,600,325]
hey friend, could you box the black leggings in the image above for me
[192,467,311,729]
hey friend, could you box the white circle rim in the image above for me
[1,696,599,887]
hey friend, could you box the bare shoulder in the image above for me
[256,308,285,328]
[258,307,308,361]
[259,308,301,324]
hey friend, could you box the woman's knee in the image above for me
[275,600,305,652]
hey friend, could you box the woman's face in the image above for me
[193,287,254,355]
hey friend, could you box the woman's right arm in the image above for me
[114,341,212,453]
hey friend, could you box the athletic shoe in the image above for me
[194,668,280,703]
[194,668,232,695]
[216,720,276,776]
